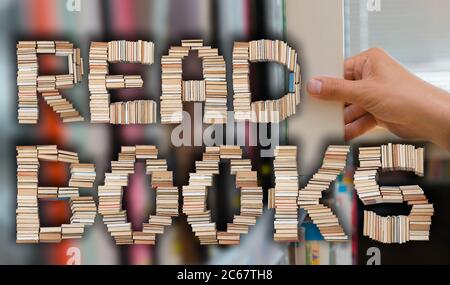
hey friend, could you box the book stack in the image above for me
[38,187,58,199]
[37,76,56,92]
[42,147,96,241]
[161,40,228,124]
[298,145,350,206]
[58,149,79,163]
[359,145,434,244]
[355,144,425,205]
[230,39,301,123]
[354,147,383,205]
[181,39,204,48]
[197,46,227,124]
[17,146,97,243]
[17,42,39,124]
[66,163,96,233]
[37,145,58,160]
[183,147,220,245]
[219,145,242,159]
[108,40,154,64]
[379,187,404,203]
[69,196,97,225]
[99,146,140,244]
[363,211,410,244]
[221,186,262,244]
[105,75,144,89]
[17,41,84,124]
[359,146,382,168]
[89,42,110,123]
[39,91,84,123]
[183,146,262,245]
[36,41,55,53]
[298,145,350,241]
[273,146,299,242]
[142,158,178,243]
[89,41,156,124]
[58,187,79,198]
[401,185,434,241]
[39,227,62,243]
[61,224,85,240]
[219,158,263,245]
[99,146,176,245]
[183,80,206,102]
[161,53,184,124]
[109,100,157,124]
[38,41,83,124]
[232,42,251,121]
[69,163,96,188]
[16,146,40,243]
[381,143,424,176]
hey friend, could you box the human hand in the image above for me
[307,48,450,150]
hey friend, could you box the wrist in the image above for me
[421,88,450,150]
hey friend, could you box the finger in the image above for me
[307,77,364,105]
[344,51,370,80]
[353,56,368,80]
[344,57,356,80]
[345,113,377,141]
[344,104,368,124]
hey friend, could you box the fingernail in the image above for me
[307,79,322,95]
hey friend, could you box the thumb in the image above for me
[307,77,364,104]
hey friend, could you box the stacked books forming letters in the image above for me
[195,42,228,124]
[222,157,262,245]
[98,146,177,245]
[183,146,262,245]
[161,40,227,124]
[298,145,350,241]
[89,41,156,124]
[89,42,110,122]
[233,40,301,123]
[108,40,154,64]
[357,144,433,243]
[17,41,84,124]
[355,144,425,205]
[16,146,40,243]
[16,146,96,243]
[363,211,410,244]
[183,146,220,245]
[161,49,185,124]
[109,100,156,124]
[183,80,206,102]
[273,146,299,242]
[363,185,433,243]
[232,42,251,121]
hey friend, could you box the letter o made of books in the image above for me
[98,146,178,245]
[182,146,263,245]
[233,40,301,123]
[356,144,434,244]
